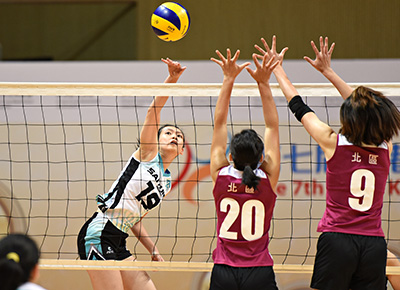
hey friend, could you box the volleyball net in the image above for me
[0,82,400,274]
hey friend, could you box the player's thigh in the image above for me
[87,269,124,290]
[120,256,157,290]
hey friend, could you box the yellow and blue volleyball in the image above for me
[151,2,190,42]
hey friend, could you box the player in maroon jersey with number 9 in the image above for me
[209,45,281,290]
[256,35,400,290]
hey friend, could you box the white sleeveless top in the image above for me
[96,152,171,232]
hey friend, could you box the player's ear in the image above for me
[228,153,233,161]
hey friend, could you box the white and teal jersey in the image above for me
[96,152,171,232]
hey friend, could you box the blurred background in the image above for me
[0,0,398,61]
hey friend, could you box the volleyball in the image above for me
[151,2,190,42]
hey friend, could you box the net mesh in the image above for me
[0,82,399,269]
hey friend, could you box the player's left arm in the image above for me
[301,113,337,159]
[210,49,250,182]
[134,58,186,162]
[131,221,164,261]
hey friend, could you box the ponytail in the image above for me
[242,165,260,190]
[230,129,264,191]
[0,234,40,290]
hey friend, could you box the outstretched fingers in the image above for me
[245,56,258,79]
[210,48,238,65]
[252,53,262,69]
[261,37,272,55]
[255,44,267,56]
[239,61,251,71]
[216,49,227,62]
[210,49,226,66]
[246,53,278,81]
[212,48,250,79]
[317,36,335,57]
[255,35,288,66]
[303,55,313,65]
[320,36,326,54]
[328,41,335,56]
[281,47,289,55]
[226,48,232,60]
[304,39,323,66]
[277,46,289,63]
[271,35,277,53]
[310,40,320,56]
[161,57,186,79]
[266,55,279,70]
[232,49,240,62]
[304,36,335,74]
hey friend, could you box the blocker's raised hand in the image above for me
[303,36,335,74]
[246,53,279,84]
[211,49,250,80]
[255,35,288,67]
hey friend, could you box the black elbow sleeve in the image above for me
[288,95,314,122]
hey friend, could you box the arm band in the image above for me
[288,95,314,122]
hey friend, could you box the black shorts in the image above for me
[209,264,278,290]
[77,212,132,261]
[311,232,387,290]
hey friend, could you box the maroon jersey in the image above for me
[212,165,277,267]
[318,134,390,237]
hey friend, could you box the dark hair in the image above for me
[137,124,185,149]
[339,86,400,146]
[0,234,40,290]
[230,129,264,190]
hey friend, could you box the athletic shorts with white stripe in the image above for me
[77,212,132,261]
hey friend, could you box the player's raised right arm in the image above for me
[135,58,186,162]
[304,36,353,100]
[246,51,280,189]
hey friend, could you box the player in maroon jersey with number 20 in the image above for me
[209,43,281,289]
[256,35,400,290]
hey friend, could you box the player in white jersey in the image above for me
[77,58,186,290]
[255,35,400,290]
[209,46,280,289]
